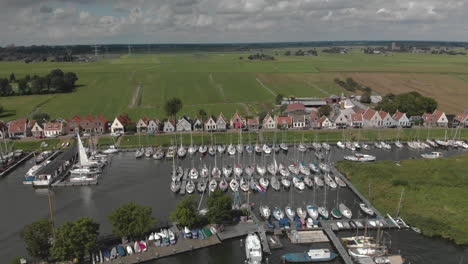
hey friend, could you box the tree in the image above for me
[376,92,438,116]
[108,202,156,239]
[20,218,52,260]
[9,73,16,82]
[18,79,28,95]
[198,109,207,122]
[206,189,233,224]
[0,105,3,114]
[63,72,78,91]
[360,92,371,104]
[164,97,183,120]
[0,78,13,96]
[171,196,204,228]
[32,112,50,122]
[31,78,44,94]
[284,50,291,56]
[50,217,99,262]
[318,105,332,117]
[275,94,284,105]
[50,76,65,91]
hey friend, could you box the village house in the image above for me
[204,116,217,131]
[80,115,108,134]
[284,103,307,115]
[275,115,292,129]
[308,111,319,129]
[176,116,192,132]
[423,110,448,127]
[392,112,410,128]
[262,113,277,129]
[247,117,259,130]
[43,122,64,137]
[362,109,382,128]
[163,119,176,132]
[350,113,363,128]
[291,115,307,129]
[379,111,395,127]
[318,116,333,129]
[110,115,130,134]
[8,118,30,138]
[30,121,44,137]
[0,122,9,139]
[230,112,245,129]
[453,113,468,128]
[192,119,203,131]
[66,115,83,134]
[333,110,351,128]
[136,117,149,133]
[147,119,161,133]
[216,113,227,131]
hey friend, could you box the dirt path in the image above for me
[240,103,252,116]
[129,82,141,108]
[308,82,332,96]
[209,73,228,102]
[256,78,277,96]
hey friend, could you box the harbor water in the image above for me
[1,145,467,263]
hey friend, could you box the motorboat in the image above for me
[344,153,376,162]
[353,142,361,149]
[299,162,311,176]
[186,180,195,194]
[312,142,322,151]
[256,164,266,176]
[223,165,233,177]
[273,207,285,221]
[285,206,296,221]
[209,179,217,192]
[281,177,291,189]
[282,249,337,263]
[270,176,281,191]
[245,233,262,264]
[296,207,307,220]
[318,207,329,220]
[339,203,352,219]
[336,141,345,149]
[298,143,307,152]
[234,164,243,177]
[219,179,228,191]
[374,142,383,149]
[260,205,271,220]
[306,218,314,229]
[230,178,239,192]
[362,144,371,150]
[102,145,119,154]
[259,177,269,189]
[359,203,374,216]
[240,178,250,192]
[288,163,299,175]
[293,176,305,191]
[197,180,207,193]
[24,160,51,184]
[212,166,221,178]
[304,176,313,188]
[189,168,199,179]
[306,205,319,220]
[314,176,324,187]
[170,181,181,193]
[421,151,443,159]
[381,141,391,150]
[345,142,356,151]
[34,151,52,164]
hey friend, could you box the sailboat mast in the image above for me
[48,189,55,236]
[396,188,405,217]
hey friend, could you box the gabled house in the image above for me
[204,116,217,131]
[275,116,292,129]
[44,122,64,137]
[93,115,108,134]
[8,118,30,138]
[350,113,363,128]
[284,103,307,115]
[0,122,9,139]
[362,109,382,128]
[230,112,245,129]
[454,113,468,127]
[163,119,176,132]
[333,111,350,128]
[379,111,395,127]
[423,110,448,127]
[262,113,276,129]
[147,119,161,133]
[193,119,204,131]
[176,116,192,132]
[136,117,149,133]
[79,115,107,134]
[30,121,44,137]
[392,112,410,128]
[216,113,227,131]
[66,115,83,134]
[291,115,307,129]
[308,111,319,129]
[247,117,259,130]
[318,116,333,129]
[111,115,130,134]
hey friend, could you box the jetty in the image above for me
[35,146,77,187]
[288,230,329,243]
[323,227,354,264]
[0,152,34,178]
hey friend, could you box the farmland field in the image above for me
[1,51,468,121]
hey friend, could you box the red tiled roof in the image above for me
[378,110,389,119]
[44,122,62,131]
[351,113,363,122]
[276,116,292,125]
[431,110,444,122]
[392,111,405,121]
[8,118,27,133]
[84,115,94,122]
[318,116,329,125]
[28,120,37,127]
[71,115,82,123]
[117,115,130,125]
[422,112,432,121]
[285,103,305,113]
[309,111,319,121]
[454,113,468,122]
[363,109,377,121]
[96,115,108,124]
[262,113,273,125]
[247,118,259,125]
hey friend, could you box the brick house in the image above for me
[66,115,83,134]
[453,113,468,127]
[275,115,292,129]
[247,117,259,130]
[8,118,30,138]
[44,122,64,137]
[230,112,245,129]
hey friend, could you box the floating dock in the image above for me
[217,222,257,240]
[0,152,34,178]
[323,227,354,264]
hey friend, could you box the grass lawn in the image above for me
[336,155,468,245]
[8,138,74,151]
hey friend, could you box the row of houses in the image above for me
[1,108,467,139]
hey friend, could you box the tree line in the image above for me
[0,69,78,97]
[376,91,438,116]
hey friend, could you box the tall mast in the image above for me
[396,188,405,217]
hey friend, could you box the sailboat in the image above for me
[227,144,236,155]
[296,207,307,220]
[197,179,207,193]
[240,178,250,192]
[339,203,352,219]
[304,176,314,188]
[188,133,197,155]
[314,176,324,187]
[200,164,209,178]
[234,164,243,177]
[285,206,296,221]
[223,165,233,177]
[259,177,269,189]
[270,176,281,191]
[69,134,101,179]
[299,162,311,176]
[281,177,291,189]
[135,134,144,158]
[279,163,290,177]
[245,165,255,177]
[153,147,164,159]
[321,142,331,151]
[189,167,199,179]
[177,142,186,158]
[170,180,181,193]
[229,178,239,192]
[293,176,305,191]
[306,205,319,220]
[217,144,226,154]
[209,179,218,192]
[260,205,271,219]
[145,146,154,157]
[219,178,228,191]
[273,207,285,221]
[186,180,195,194]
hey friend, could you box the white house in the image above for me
[392,112,410,127]
[193,119,203,131]
[333,111,351,128]
[379,111,395,127]
[110,117,127,134]
[205,116,217,131]
[291,115,307,129]
[176,116,192,132]
[147,119,160,133]
[318,116,333,129]
[424,110,448,127]
[30,121,44,137]
[362,109,382,128]
[163,120,176,132]
[43,122,64,137]
[216,114,227,131]
[262,113,277,129]
[136,117,149,133]
[350,113,363,128]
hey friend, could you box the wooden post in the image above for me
[48,189,55,236]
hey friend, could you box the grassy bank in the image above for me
[107,128,468,148]
[6,138,74,151]
[336,155,468,245]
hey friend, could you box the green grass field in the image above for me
[336,155,468,245]
[1,51,468,122]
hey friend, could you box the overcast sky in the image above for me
[1,0,467,46]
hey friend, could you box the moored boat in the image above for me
[245,233,262,264]
[282,249,337,263]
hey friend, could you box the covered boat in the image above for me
[245,233,262,264]
[282,249,337,263]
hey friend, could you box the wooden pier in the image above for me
[107,233,221,264]
[287,230,329,243]
[0,152,34,178]
[217,222,257,240]
[250,210,271,254]
[323,227,354,264]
